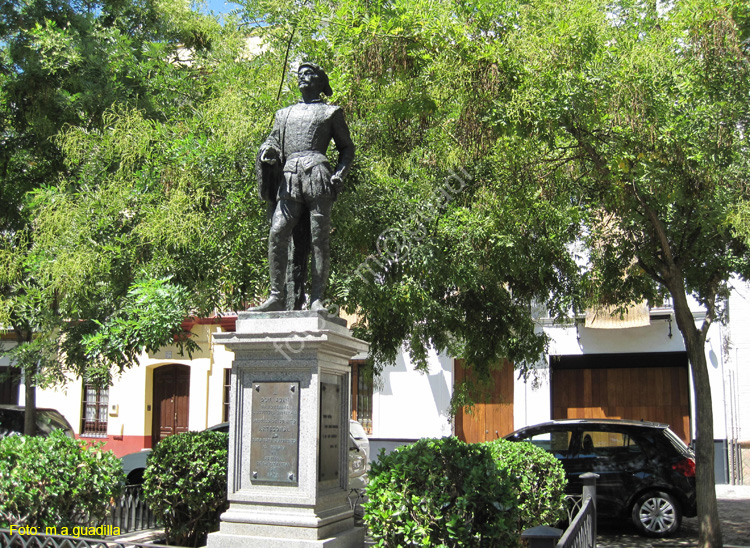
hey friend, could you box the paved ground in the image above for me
[597,484,750,548]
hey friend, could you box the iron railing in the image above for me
[556,496,595,548]
[522,472,598,548]
[563,494,583,523]
[0,485,160,548]
[106,485,158,533]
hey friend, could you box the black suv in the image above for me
[505,419,697,537]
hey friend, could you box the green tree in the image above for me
[27,9,278,368]
[234,0,582,374]
[497,2,750,546]
[0,0,238,431]
[233,1,750,546]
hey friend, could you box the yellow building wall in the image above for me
[34,323,234,457]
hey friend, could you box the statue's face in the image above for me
[298,66,323,94]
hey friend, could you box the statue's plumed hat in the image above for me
[299,61,333,96]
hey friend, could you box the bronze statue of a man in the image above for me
[252,62,355,312]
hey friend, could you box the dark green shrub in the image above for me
[0,429,123,528]
[143,430,228,547]
[485,438,567,530]
[364,437,519,548]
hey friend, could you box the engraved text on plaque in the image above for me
[250,382,300,484]
[318,380,341,482]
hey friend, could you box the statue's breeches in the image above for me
[279,151,337,202]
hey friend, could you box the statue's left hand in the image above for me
[331,174,344,194]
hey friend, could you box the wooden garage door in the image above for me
[551,353,690,444]
[455,359,514,443]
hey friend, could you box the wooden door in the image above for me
[551,365,691,444]
[455,359,515,443]
[152,364,190,447]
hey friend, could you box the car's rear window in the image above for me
[662,427,693,456]
[0,409,73,438]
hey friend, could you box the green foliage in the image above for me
[485,438,567,530]
[363,436,566,547]
[80,278,199,386]
[0,430,124,528]
[143,430,229,547]
[1,0,264,396]
[234,0,582,378]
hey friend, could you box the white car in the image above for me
[348,419,370,490]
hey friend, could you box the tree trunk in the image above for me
[23,364,37,436]
[671,288,722,548]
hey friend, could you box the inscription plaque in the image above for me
[250,382,300,484]
[318,380,341,482]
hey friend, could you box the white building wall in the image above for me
[372,347,453,441]
[514,364,552,432]
[725,279,750,443]
[0,343,15,367]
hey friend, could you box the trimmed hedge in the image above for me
[143,429,228,547]
[486,438,567,530]
[364,436,566,547]
[0,430,123,528]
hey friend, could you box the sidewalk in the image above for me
[598,484,750,548]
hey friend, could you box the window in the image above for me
[575,429,643,457]
[223,368,231,423]
[350,361,373,435]
[81,384,108,437]
[521,429,573,458]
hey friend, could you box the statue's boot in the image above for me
[309,207,331,313]
[310,299,327,311]
[249,225,289,312]
[249,295,285,312]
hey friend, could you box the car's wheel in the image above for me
[631,491,681,537]
[126,468,145,485]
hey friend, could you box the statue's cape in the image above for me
[255,148,282,203]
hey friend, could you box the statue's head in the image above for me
[298,62,333,97]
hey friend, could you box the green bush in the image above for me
[364,437,520,548]
[143,430,228,547]
[364,437,568,548]
[485,438,567,530]
[0,430,124,528]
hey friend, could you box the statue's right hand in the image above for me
[260,147,278,165]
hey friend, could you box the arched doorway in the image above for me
[152,364,190,447]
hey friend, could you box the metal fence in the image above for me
[106,485,158,533]
[563,494,583,523]
[556,496,595,548]
[0,485,160,548]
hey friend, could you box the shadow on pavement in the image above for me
[597,493,750,548]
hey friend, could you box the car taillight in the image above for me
[672,457,696,477]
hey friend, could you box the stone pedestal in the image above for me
[207,310,368,548]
